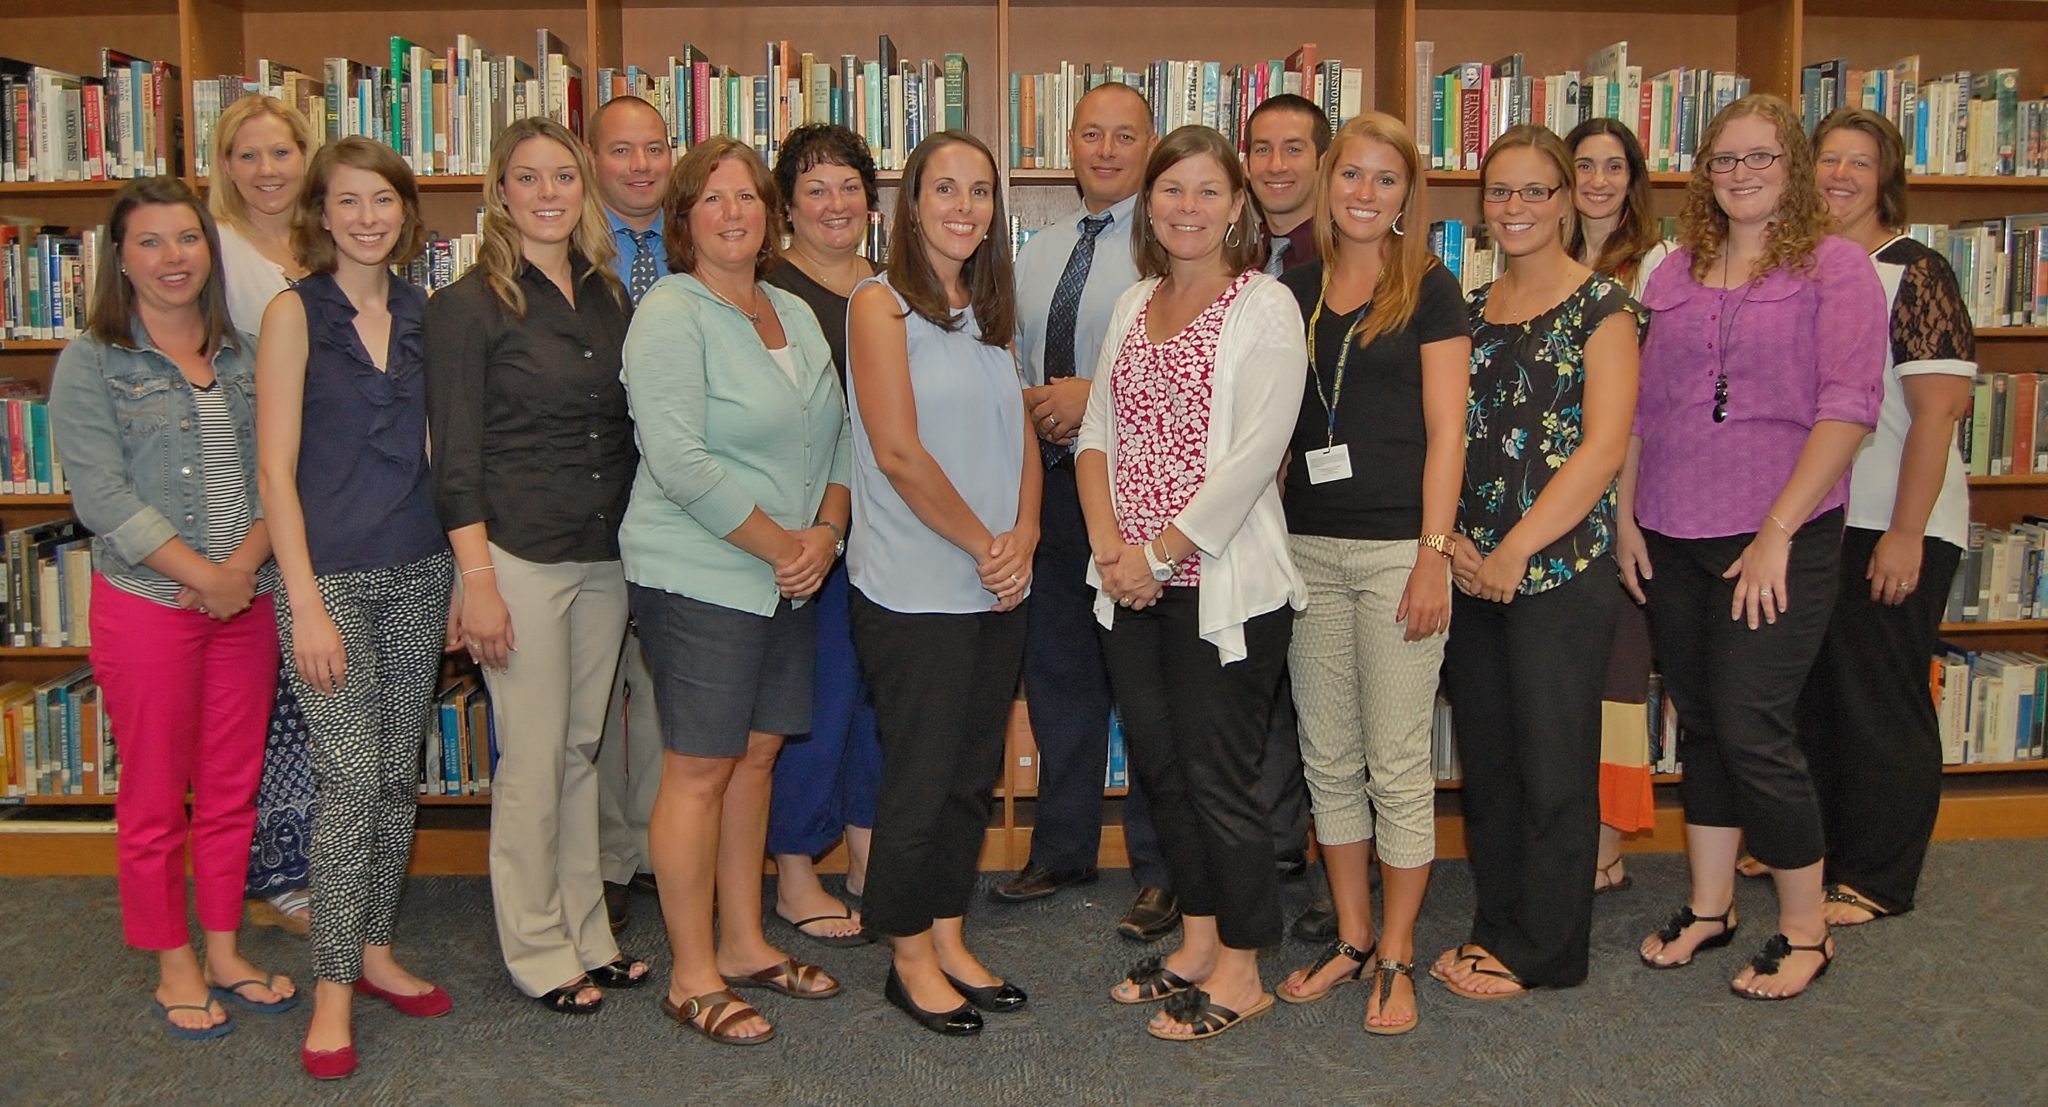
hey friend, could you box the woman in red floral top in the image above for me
[1076,125,1307,1044]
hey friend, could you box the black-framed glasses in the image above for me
[1712,374,1730,423]
[1481,183,1564,204]
[1704,150,1784,175]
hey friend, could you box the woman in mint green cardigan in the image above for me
[619,137,853,1046]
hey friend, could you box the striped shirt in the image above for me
[107,381,278,605]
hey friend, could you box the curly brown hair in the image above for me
[1678,94,1828,283]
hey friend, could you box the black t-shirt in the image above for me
[1281,260,1468,539]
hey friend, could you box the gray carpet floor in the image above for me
[5,840,2045,1106]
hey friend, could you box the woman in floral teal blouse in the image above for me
[1433,126,1643,1000]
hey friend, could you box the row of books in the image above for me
[424,674,495,797]
[191,30,586,178]
[1934,647,2048,765]
[1432,677,1686,783]
[4,519,90,649]
[0,222,103,342]
[1426,220,1504,295]
[1413,41,1750,175]
[1006,46,1361,170]
[1802,57,2045,179]
[1,390,65,496]
[1909,215,2048,331]
[1946,522,2048,626]
[598,38,967,173]
[0,51,179,183]
[1960,373,2048,478]
[0,667,111,799]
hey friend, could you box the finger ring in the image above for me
[1118,596,1132,607]
[1044,413,1056,424]
[1009,574,1020,584]
[1759,588,1773,596]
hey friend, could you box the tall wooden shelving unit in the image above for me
[1,0,2043,877]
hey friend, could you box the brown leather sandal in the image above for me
[722,958,840,1000]
[660,989,776,1045]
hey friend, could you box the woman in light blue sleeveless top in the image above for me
[844,131,1039,1038]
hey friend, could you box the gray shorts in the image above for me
[628,584,817,757]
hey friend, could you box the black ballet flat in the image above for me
[944,972,1028,1013]
[884,967,982,1036]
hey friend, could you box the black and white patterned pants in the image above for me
[277,550,454,983]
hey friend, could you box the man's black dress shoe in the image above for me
[1116,886,1182,942]
[629,871,659,894]
[604,881,630,931]
[988,863,1098,903]
[944,972,1028,1013]
[885,968,982,1035]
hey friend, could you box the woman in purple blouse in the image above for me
[1617,94,1884,1001]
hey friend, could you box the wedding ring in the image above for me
[1759,588,1773,597]
[1009,574,1020,584]
[1118,596,1132,607]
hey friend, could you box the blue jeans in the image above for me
[768,563,881,857]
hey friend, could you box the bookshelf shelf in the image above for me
[0,181,126,198]
[1942,761,2048,776]
[1902,175,2048,192]
[1941,620,2048,635]
[418,794,491,806]
[0,646,90,658]
[1979,328,2048,340]
[0,342,70,353]
[1967,474,2048,488]
[3,795,115,806]
[0,495,72,506]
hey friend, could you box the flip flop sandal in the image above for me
[1276,937,1374,1005]
[723,958,840,1000]
[588,956,651,989]
[1363,958,1419,1036]
[1438,959,1527,1002]
[1426,943,1485,986]
[153,998,234,1040]
[209,973,301,1014]
[535,976,604,1014]
[1146,987,1274,1042]
[1111,954,1195,1005]
[1731,933,1834,1001]
[777,907,874,948]
[661,989,776,1046]
[1823,885,1891,925]
[1640,905,1738,969]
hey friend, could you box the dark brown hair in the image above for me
[1565,117,1664,287]
[1134,125,1262,279]
[773,123,880,228]
[886,130,1014,346]
[1247,93,1332,157]
[1680,94,1828,281]
[663,135,782,279]
[88,176,238,353]
[1813,106,1909,230]
[293,136,427,272]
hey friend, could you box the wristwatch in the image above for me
[1144,539,1177,582]
[1419,533,1455,559]
[817,519,847,557]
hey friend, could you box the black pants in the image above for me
[1264,669,1311,861]
[853,591,1027,937]
[1641,509,1842,870]
[1443,564,1620,987]
[1797,526,1962,914]
[1025,463,1167,886]
[1101,589,1290,949]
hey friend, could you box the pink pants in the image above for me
[90,576,280,950]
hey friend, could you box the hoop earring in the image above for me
[1390,212,1406,237]
[1224,224,1240,248]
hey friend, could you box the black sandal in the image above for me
[1594,856,1632,894]
[1823,885,1891,925]
[1111,954,1195,1005]
[1146,986,1274,1041]
[1731,933,1834,1001]
[1640,904,1737,969]
[1363,958,1418,1036]
[1276,938,1373,1004]
[536,976,604,1014]
[588,957,649,989]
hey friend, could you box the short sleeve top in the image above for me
[1280,260,1469,539]
[1461,274,1646,595]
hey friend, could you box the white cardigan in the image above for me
[1077,273,1309,665]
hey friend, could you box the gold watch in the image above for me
[1419,534,1455,559]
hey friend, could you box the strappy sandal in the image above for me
[588,956,650,989]
[1823,885,1891,925]
[1145,986,1274,1042]
[208,972,300,1013]
[535,976,603,1014]
[723,957,840,1000]
[1731,933,1834,1001]
[1640,904,1737,969]
[1594,856,1632,894]
[1276,937,1374,1004]
[1363,958,1418,1036]
[246,890,311,938]
[1436,953,1526,1002]
[1111,954,1195,1005]
[660,988,776,1045]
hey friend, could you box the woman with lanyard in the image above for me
[1272,112,1468,1036]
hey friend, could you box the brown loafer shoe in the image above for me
[1116,886,1181,942]
[989,863,1098,903]
[603,881,630,931]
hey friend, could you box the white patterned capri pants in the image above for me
[277,550,455,982]
[1287,534,1445,868]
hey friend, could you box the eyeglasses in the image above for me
[1704,150,1784,175]
[1712,374,1729,423]
[1481,183,1564,204]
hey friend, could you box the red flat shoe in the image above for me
[353,978,453,1018]
[301,1043,357,1080]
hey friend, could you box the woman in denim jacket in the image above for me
[49,176,297,1040]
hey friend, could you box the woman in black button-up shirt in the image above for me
[423,117,646,1015]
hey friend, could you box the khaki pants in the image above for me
[596,627,663,884]
[480,545,630,996]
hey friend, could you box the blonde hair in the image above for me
[1310,112,1440,350]
[1679,94,1828,282]
[208,96,314,235]
[478,117,625,317]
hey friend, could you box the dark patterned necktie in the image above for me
[1265,234,1291,276]
[629,229,660,304]
[1040,212,1113,467]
